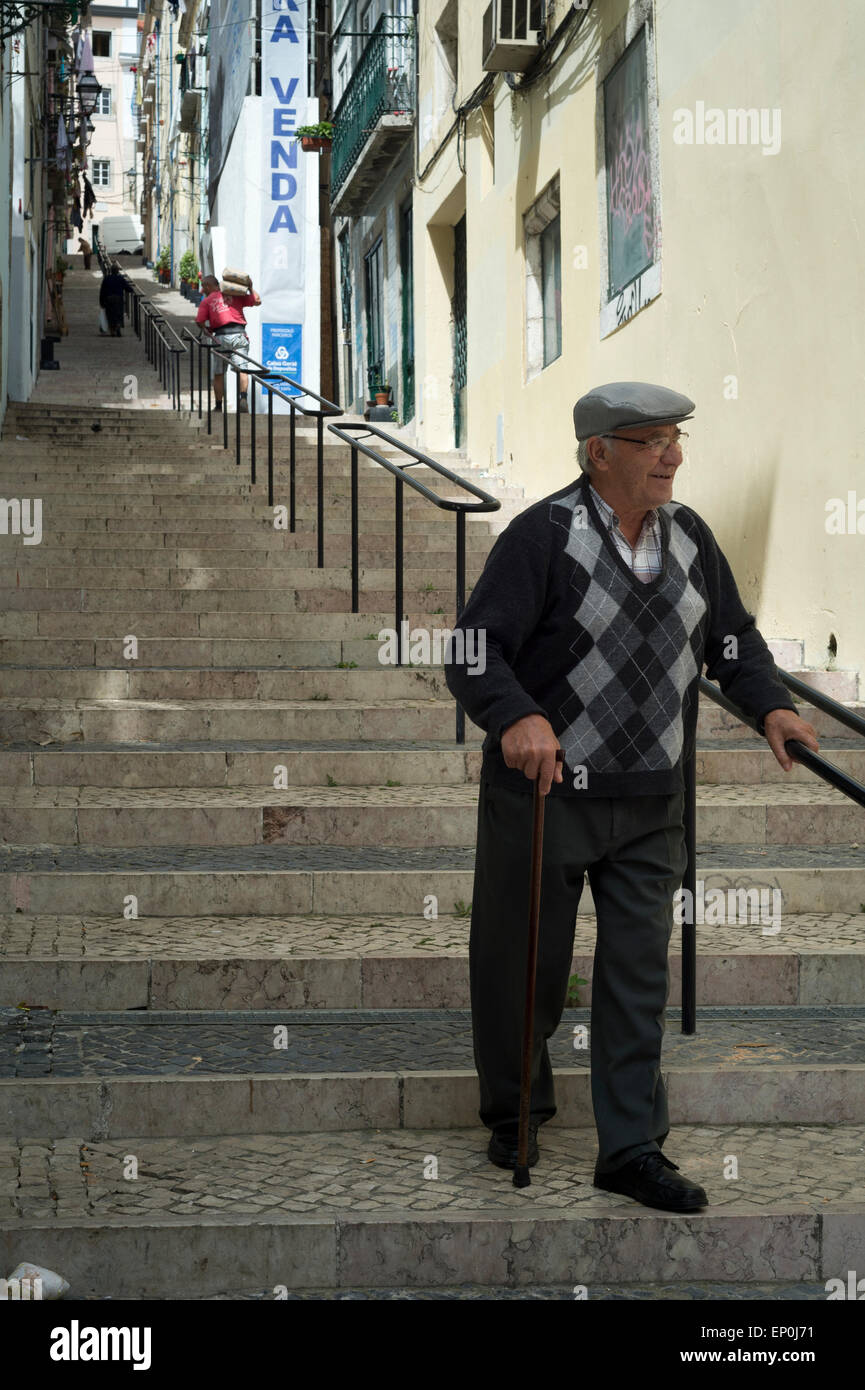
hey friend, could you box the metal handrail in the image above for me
[117,273,186,408]
[182,327,342,554]
[776,670,865,739]
[679,672,865,1036]
[119,300,503,746]
[327,419,501,744]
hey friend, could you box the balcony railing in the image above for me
[331,13,414,201]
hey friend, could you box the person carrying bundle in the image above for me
[196,269,261,412]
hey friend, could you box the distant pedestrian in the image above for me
[99,261,125,337]
[78,237,92,270]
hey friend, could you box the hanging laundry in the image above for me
[77,34,94,75]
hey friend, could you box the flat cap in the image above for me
[573,381,695,440]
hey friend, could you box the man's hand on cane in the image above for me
[501,714,564,797]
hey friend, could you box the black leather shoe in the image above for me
[594,1151,708,1211]
[488,1123,539,1170]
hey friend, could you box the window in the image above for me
[524,176,561,378]
[336,55,348,104]
[603,27,654,298]
[540,214,561,366]
[92,159,111,188]
[596,5,661,337]
[95,87,112,116]
[92,30,111,57]
[364,237,385,397]
[435,0,458,111]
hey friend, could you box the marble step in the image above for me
[0,740,862,790]
[0,1123,859,1296]
[0,566,484,593]
[0,611,446,638]
[0,693,861,745]
[1,588,468,614]
[0,535,493,558]
[1,843,863,914]
[0,782,858,849]
[1,914,863,1010]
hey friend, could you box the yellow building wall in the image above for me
[413,0,865,675]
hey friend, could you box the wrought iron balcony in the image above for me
[330,13,414,216]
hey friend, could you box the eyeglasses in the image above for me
[600,430,689,456]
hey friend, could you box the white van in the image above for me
[96,215,144,257]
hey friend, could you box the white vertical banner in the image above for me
[259,0,320,413]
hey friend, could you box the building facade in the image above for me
[1,4,82,426]
[409,0,865,673]
[136,0,208,282]
[330,0,415,420]
[81,0,140,246]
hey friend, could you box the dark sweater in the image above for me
[443,471,796,798]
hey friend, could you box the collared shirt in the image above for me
[588,482,663,584]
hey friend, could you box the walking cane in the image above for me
[513,748,564,1189]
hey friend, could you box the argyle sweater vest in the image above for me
[444,471,796,798]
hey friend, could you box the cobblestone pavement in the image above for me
[3,1007,865,1077]
[2,1124,864,1221]
[82,1281,832,1300]
[1,911,863,957]
[0,782,854,808]
[3,842,864,871]
[0,738,474,753]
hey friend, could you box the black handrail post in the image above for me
[681,747,697,1035]
[206,346,212,435]
[455,508,466,745]
[250,377,256,485]
[317,412,324,568]
[189,339,194,411]
[235,368,241,467]
[267,386,274,507]
[395,476,404,665]
[350,443,359,613]
[197,340,203,420]
[289,400,296,534]
[222,362,228,449]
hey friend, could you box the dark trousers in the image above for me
[103,295,124,333]
[469,777,687,1173]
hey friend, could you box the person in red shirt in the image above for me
[196,274,262,412]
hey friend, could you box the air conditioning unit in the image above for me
[482,0,544,73]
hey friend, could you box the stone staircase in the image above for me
[1,271,865,1300]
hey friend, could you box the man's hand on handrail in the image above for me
[763,708,820,772]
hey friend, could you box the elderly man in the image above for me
[196,273,261,412]
[444,381,819,1212]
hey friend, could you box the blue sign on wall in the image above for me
[261,322,302,396]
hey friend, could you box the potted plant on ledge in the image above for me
[293,121,334,152]
[373,380,391,406]
[155,246,171,284]
[179,249,199,299]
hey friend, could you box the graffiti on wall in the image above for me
[603,28,655,298]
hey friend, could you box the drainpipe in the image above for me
[169,19,174,281]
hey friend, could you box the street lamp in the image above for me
[76,73,102,117]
